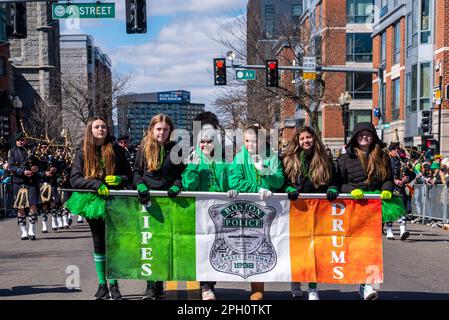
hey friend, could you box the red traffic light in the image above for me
[268,62,277,70]
[216,60,224,68]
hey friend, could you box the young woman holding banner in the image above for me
[133,114,186,300]
[281,126,339,300]
[338,122,400,300]
[65,117,132,300]
[228,124,285,300]
[182,123,239,300]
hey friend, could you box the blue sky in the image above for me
[60,0,248,109]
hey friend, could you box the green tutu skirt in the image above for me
[365,191,406,223]
[64,192,106,219]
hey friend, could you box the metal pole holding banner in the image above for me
[61,189,382,200]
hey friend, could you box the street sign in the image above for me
[303,72,316,80]
[236,70,256,81]
[303,56,316,72]
[383,122,390,129]
[52,3,115,19]
[433,85,442,105]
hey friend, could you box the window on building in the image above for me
[380,0,388,17]
[420,62,431,110]
[420,0,430,43]
[0,57,6,77]
[348,110,372,137]
[412,0,418,47]
[392,78,400,120]
[381,32,386,66]
[346,33,372,62]
[406,73,411,115]
[265,5,275,38]
[411,64,417,112]
[346,0,372,23]
[346,72,373,99]
[292,4,303,17]
[393,23,401,65]
[0,10,6,43]
[315,35,322,64]
[394,0,399,6]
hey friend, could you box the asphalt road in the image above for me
[1,216,449,300]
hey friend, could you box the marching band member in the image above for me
[281,126,339,300]
[228,124,285,300]
[65,117,132,300]
[133,114,186,300]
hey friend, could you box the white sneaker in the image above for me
[359,285,378,300]
[386,228,394,240]
[201,289,216,300]
[307,289,320,300]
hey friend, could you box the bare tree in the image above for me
[28,99,63,143]
[213,87,248,130]
[213,6,347,134]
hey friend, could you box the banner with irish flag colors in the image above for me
[105,193,383,285]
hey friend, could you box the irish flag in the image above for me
[105,192,383,285]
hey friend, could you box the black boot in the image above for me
[109,283,122,300]
[94,284,110,300]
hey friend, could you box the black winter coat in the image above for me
[283,152,339,193]
[70,144,132,191]
[133,141,186,190]
[338,122,394,193]
[7,146,40,186]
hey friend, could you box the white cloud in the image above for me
[109,14,245,108]
[150,0,247,15]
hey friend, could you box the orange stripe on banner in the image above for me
[290,199,383,285]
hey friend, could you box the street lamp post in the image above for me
[338,91,352,145]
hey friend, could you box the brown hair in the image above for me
[141,114,174,171]
[82,117,115,179]
[355,144,390,184]
[282,126,332,188]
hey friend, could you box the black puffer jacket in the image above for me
[133,141,185,190]
[70,144,132,191]
[338,122,393,193]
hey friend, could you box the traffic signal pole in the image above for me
[438,73,442,154]
[226,63,378,74]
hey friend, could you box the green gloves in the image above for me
[168,186,181,198]
[326,187,339,201]
[105,175,123,186]
[137,183,150,205]
[350,189,364,200]
[381,190,392,200]
[286,186,299,201]
[97,184,110,196]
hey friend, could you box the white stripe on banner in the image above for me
[195,194,291,282]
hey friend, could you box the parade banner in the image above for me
[105,194,383,284]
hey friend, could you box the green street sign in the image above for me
[383,122,390,129]
[236,70,256,81]
[52,3,115,19]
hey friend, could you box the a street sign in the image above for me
[303,56,316,72]
[383,122,390,129]
[303,72,316,80]
[52,3,115,19]
[236,70,256,81]
[433,85,442,105]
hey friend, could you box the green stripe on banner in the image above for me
[105,196,196,280]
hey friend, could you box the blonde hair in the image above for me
[82,117,115,179]
[141,114,174,171]
[282,126,332,188]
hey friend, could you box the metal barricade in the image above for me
[411,184,449,223]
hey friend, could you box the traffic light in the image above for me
[266,60,279,87]
[423,138,439,154]
[126,0,147,34]
[421,110,431,134]
[7,2,27,39]
[214,58,227,86]
[0,115,11,141]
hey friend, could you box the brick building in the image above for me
[276,0,374,153]
[372,0,449,154]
